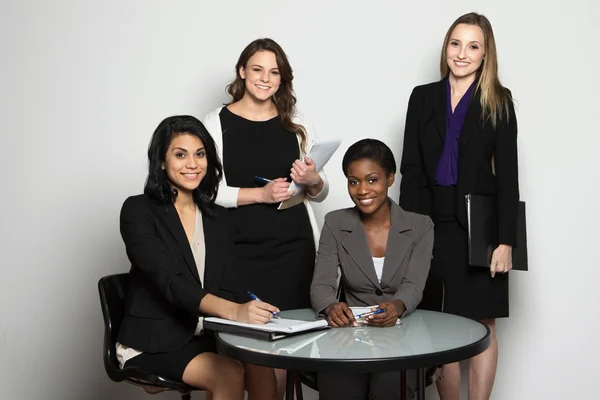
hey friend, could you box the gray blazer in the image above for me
[310,199,434,317]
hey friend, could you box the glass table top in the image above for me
[217,309,488,361]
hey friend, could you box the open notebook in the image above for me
[204,317,330,341]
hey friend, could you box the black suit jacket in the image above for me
[117,194,233,353]
[399,79,519,245]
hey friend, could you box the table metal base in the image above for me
[285,368,427,399]
[416,368,426,399]
[285,370,296,400]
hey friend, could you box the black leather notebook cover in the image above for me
[203,320,330,342]
[465,194,528,271]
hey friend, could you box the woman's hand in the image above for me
[234,300,280,324]
[260,177,294,204]
[364,300,405,327]
[290,157,322,187]
[490,244,513,277]
[325,302,356,327]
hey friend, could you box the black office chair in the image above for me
[98,273,201,399]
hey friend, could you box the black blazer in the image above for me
[117,194,233,353]
[399,79,519,245]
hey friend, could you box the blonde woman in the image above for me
[399,12,519,400]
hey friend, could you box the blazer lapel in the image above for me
[459,88,483,149]
[380,202,414,288]
[340,210,381,289]
[155,203,200,283]
[433,79,447,143]
[202,211,220,290]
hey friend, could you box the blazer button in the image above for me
[375,289,383,296]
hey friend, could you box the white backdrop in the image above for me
[1,1,599,399]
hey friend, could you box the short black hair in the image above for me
[342,138,396,177]
[144,115,223,211]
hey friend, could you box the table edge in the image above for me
[214,324,491,373]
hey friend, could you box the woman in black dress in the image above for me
[399,13,519,400]
[203,38,328,397]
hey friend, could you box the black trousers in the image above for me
[317,371,402,400]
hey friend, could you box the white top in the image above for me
[372,257,385,283]
[202,106,329,248]
[116,207,206,368]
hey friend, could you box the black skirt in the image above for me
[124,333,217,382]
[424,186,509,320]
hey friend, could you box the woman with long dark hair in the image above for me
[116,115,277,400]
[203,38,329,397]
[203,38,328,309]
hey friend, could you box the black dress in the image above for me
[218,107,315,310]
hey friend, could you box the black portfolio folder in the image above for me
[203,319,330,342]
[465,194,528,271]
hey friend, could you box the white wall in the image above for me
[1,1,599,399]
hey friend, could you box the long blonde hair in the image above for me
[226,38,308,152]
[440,12,512,128]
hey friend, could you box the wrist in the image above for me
[255,187,267,204]
[307,178,324,196]
[225,302,242,321]
[324,302,337,315]
[392,300,406,314]
[309,173,322,187]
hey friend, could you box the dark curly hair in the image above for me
[144,115,223,212]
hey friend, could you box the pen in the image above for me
[247,291,281,319]
[254,176,274,184]
[355,308,387,319]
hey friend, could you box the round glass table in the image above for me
[215,308,489,399]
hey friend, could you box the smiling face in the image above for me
[239,50,281,102]
[346,159,395,216]
[446,23,485,80]
[162,133,207,194]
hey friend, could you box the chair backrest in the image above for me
[98,273,129,382]
[417,275,445,312]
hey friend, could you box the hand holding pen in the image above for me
[254,176,295,204]
[234,291,280,324]
[355,308,387,319]
[363,300,405,327]
[247,291,281,319]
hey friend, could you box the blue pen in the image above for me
[355,308,387,319]
[247,291,281,319]
[254,176,274,184]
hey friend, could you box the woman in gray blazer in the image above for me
[310,139,434,400]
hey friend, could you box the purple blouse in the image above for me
[434,78,476,186]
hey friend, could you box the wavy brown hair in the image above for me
[440,12,513,128]
[226,38,307,152]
